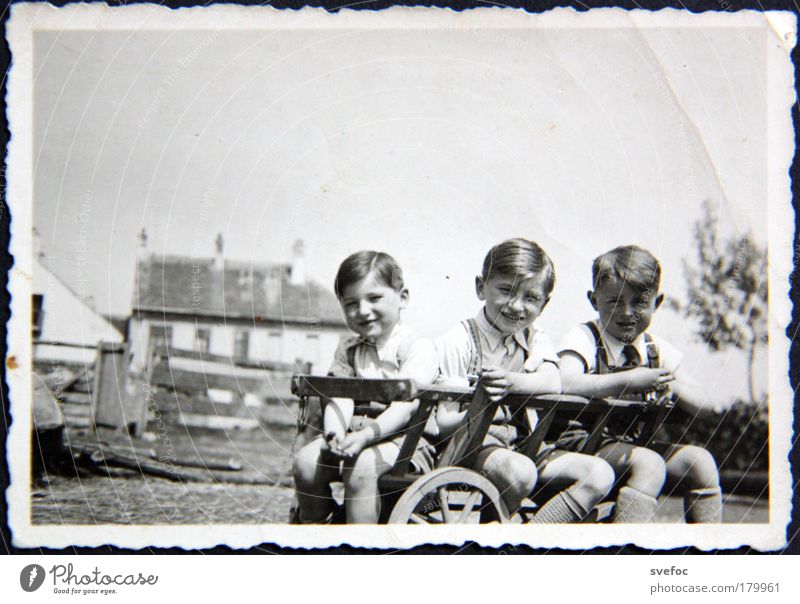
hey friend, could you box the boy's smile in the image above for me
[339,273,408,345]
[476,273,549,336]
[589,278,663,344]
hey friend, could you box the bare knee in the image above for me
[626,447,667,496]
[579,458,615,500]
[292,441,322,489]
[483,452,537,499]
[668,446,719,490]
[342,450,380,495]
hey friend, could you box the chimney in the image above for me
[213,233,224,270]
[264,266,281,309]
[289,239,306,286]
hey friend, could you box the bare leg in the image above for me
[473,446,537,514]
[597,442,666,522]
[532,452,615,523]
[665,445,722,523]
[292,437,341,523]
[342,441,399,524]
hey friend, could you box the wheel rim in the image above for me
[387,467,510,524]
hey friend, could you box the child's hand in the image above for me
[338,430,371,459]
[623,367,674,394]
[320,432,345,461]
[478,366,516,401]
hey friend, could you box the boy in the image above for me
[559,245,729,523]
[437,238,614,522]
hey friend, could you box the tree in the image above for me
[681,200,768,403]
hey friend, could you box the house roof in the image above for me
[132,255,345,326]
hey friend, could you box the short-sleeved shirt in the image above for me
[436,309,559,384]
[558,320,683,375]
[329,322,438,384]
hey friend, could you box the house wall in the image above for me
[129,314,346,375]
[32,258,122,364]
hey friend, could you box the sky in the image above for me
[32,21,770,399]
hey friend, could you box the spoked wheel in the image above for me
[387,467,510,524]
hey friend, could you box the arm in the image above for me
[434,328,473,438]
[508,361,561,395]
[339,337,438,457]
[559,351,674,399]
[436,392,467,440]
[322,397,353,440]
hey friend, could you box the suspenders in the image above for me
[584,321,660,373]
[463,319,484,381]
[583,322,670,445]
[462,318,532,376]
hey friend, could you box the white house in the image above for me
[33,256,124,365]
[128,237,348,377]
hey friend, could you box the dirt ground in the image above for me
[31,422,769,526]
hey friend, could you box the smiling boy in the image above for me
[436,239,614,521]
[559,245,729,523]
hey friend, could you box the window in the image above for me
[233,330,250,360]
[32,294,44,339]
[266,330,283,359]
[194,327,210,353]
[149,323,173,352]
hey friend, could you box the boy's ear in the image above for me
[475,276,486,300]
[654,292,664,310]
[587,290,598,311]
[399,288,409,309]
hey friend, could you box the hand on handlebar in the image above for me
[320,432,346,461]
[337,430,371,459]
[478,366,516,402]
[623,367,674,395]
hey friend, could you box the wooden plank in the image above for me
[92,342,130,430]
[63,416,91,428]
[516,405,557,460]
[176,413,259,430]
[60,392,92,405]
[153,345,307,373]
[61,401,93,417]
[291,375,417,403]
[151,365,266,393]
[436,388,498,469]
[389,399,435,477]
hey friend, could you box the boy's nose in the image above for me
[507,296,524,312]
[357,300,372,316]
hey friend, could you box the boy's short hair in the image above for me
[334,251,404,298]
[482,238,556,295]
[592,245,661,292]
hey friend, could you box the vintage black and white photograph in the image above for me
[5,4,794,550]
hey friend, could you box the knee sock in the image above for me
[684,486,722,523]
[531,489,589,524]
[613,486,658,523]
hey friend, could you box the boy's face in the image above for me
[476,272,550,335]
[589,278,663,343]
[339,272,408,344]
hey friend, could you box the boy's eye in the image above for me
[368,295,383,303]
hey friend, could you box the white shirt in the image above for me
[558,320,683,374]
[329,322,438,384]
[437,309,559,384]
